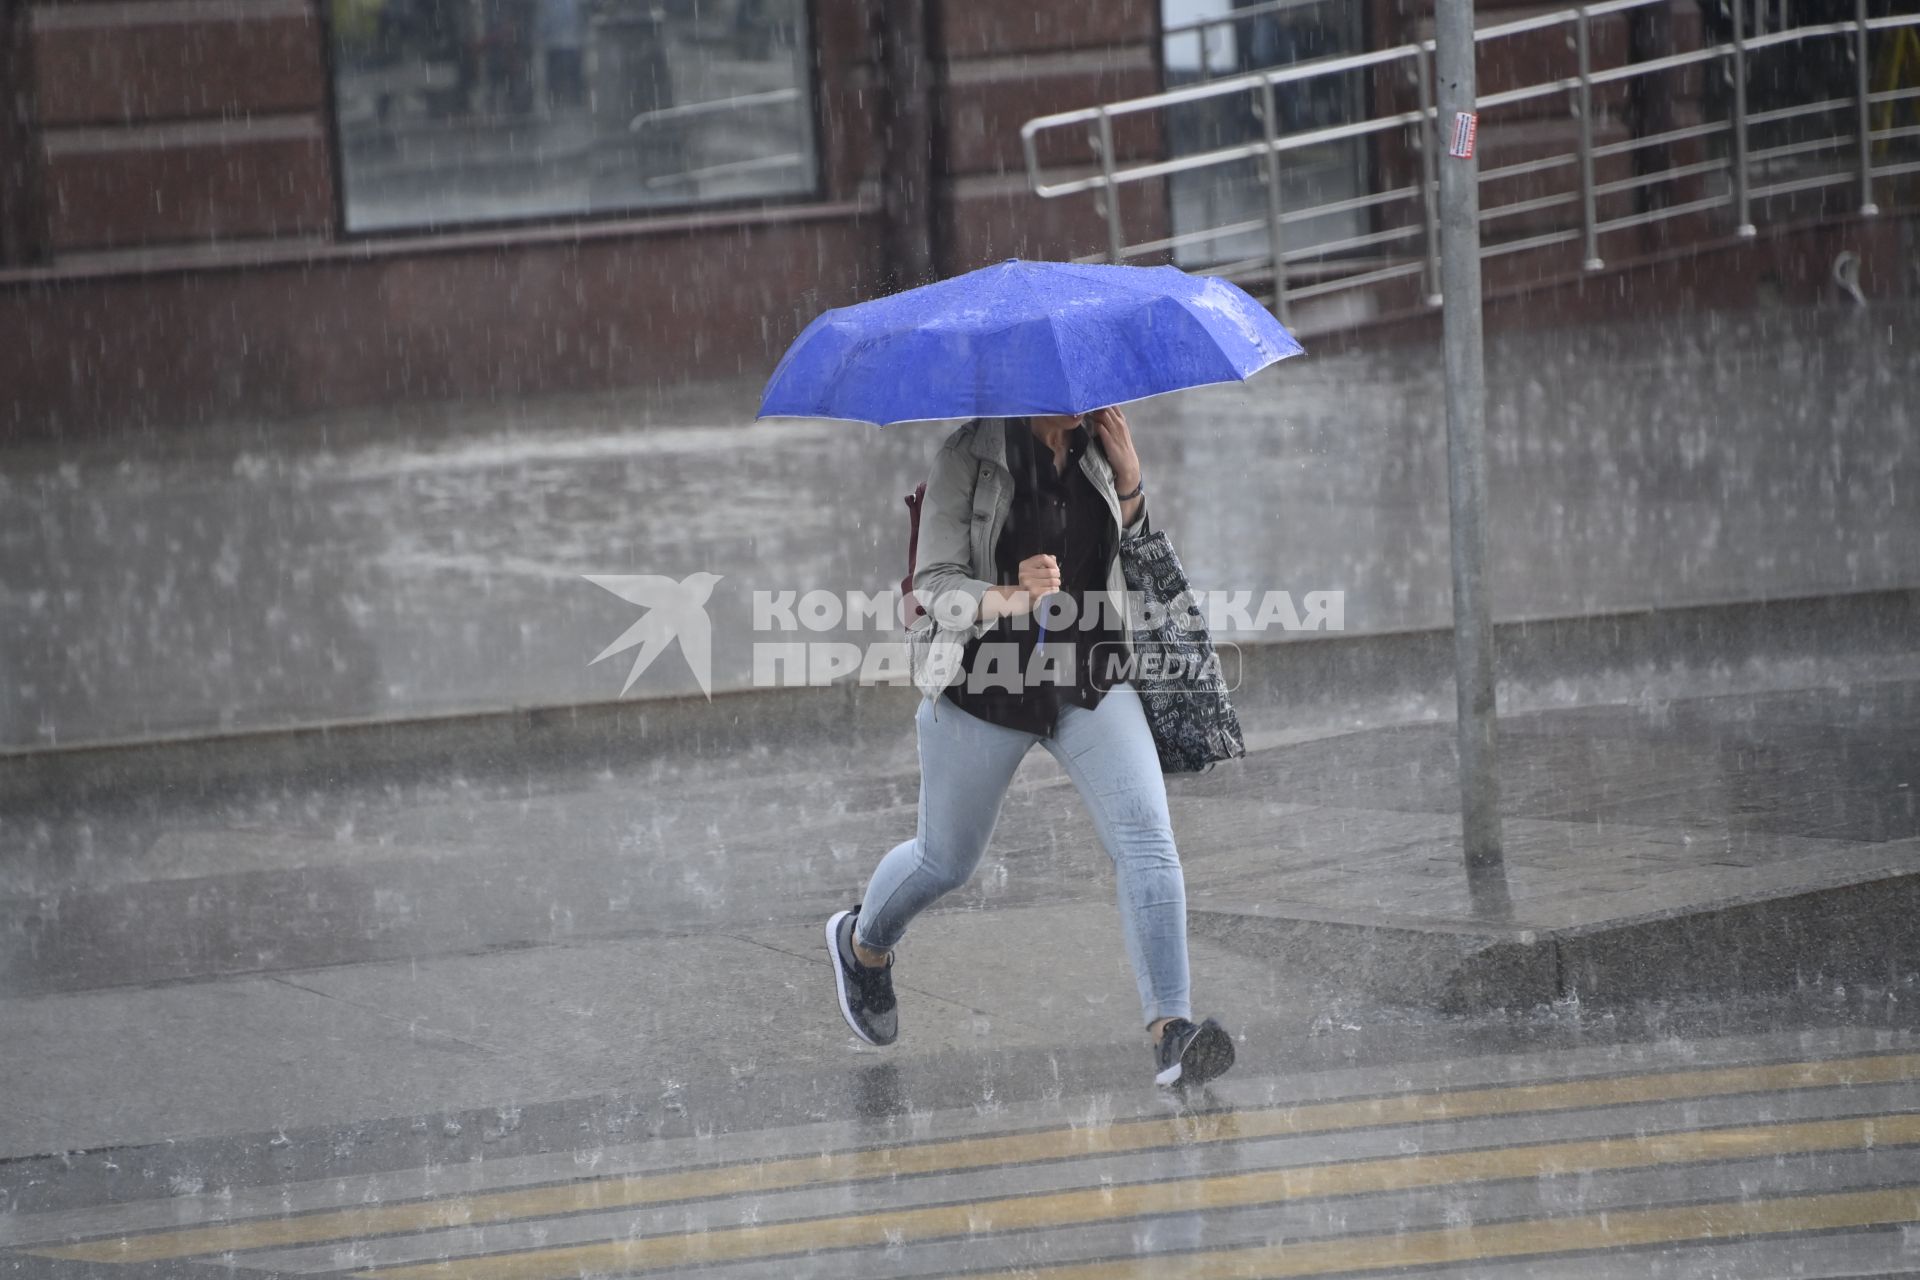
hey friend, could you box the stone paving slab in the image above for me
[1175,676,1920,1009]
[10,1022,1907,1230]
[3,662,1916,1160]
[11,1014,1920,1278]
[4,674,1914,1008]
[0,902,1303,1159]
[1181,814,1902,930]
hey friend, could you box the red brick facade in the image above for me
[0,0,1907,435]
[0,0,1172,433]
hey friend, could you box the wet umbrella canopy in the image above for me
[755,258,1305,425]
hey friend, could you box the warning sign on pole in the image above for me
[1448,111,1478,159]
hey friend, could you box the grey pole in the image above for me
[877,0,934,289]
[1432,0,1509,911]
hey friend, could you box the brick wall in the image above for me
[928,0,1169,273]
[0,0,887,434]
[28,0,335,252]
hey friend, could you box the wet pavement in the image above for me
[5,673,1916,1002]
[6,300,1920,1275]
[7,1017,1920,1276]
[3,301,1916,749]
[5,661,1919,1273]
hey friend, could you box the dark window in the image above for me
[326,0,817,232]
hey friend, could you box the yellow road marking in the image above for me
[944,1186,1920,1279]
[346,1113,1920,1280]
[36,1051,1920,1265]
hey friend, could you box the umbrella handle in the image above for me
[1026,431,1053,656]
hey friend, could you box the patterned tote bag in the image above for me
[1118,530,1247,773]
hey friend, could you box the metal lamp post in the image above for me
[1433,0,1510,913]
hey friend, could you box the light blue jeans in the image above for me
[855,682,1192,1027]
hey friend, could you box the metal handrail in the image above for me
[1022,0,1920,325]
[628,87,799,132]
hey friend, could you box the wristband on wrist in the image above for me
[1116,478,1145,502]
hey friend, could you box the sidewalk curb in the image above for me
[4,588,1916,809]
[1191,870,1920,1013]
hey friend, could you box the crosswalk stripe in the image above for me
[34,1051,1920,1266]
[341,1113,1920,1280]
[937,1185,1920,1279]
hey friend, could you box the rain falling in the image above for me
[3,0,1920,1276]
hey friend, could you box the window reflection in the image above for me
[328,0,816,231]
[1160,0,1369,269]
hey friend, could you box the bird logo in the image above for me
[584,571,724,699]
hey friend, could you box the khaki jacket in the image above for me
[907,418,1148,700]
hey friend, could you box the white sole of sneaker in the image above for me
[826,910,886,1048]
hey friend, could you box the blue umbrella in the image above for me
[757,258,1303,425]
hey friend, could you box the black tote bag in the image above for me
[1118,530,1246,773]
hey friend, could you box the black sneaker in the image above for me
[1154,1017,1234,1088]
[826,907,898,1046]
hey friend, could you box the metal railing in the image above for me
[1022,0,1920,325]
[625,87,807,195]
[627,87,802,133]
